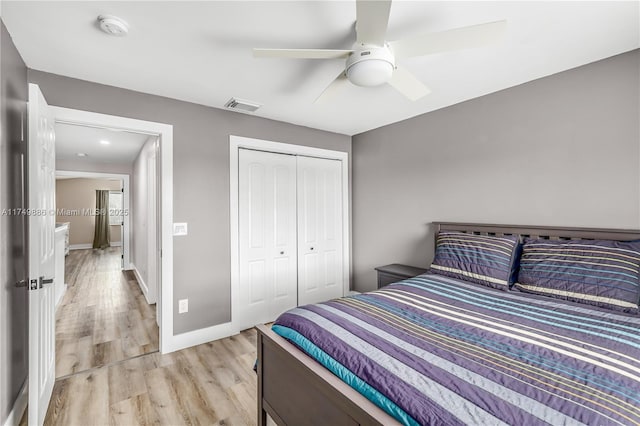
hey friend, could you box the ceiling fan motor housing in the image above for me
[346,45,395,87]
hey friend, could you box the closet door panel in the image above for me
[248,163,266,249]
[244,162,268,317]
[248,260,267,304]
[269,160,298,319]
[297,156,344,306]
[239,149,297,330]
[302,251,320,291]
[300,168,318,245]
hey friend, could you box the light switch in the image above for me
[178,299,188,313]
[173,223,188,236]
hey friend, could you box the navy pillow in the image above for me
[515,238,640,314]
[430,231,521,291]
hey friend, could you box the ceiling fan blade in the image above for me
[355,0,392,46]
[390,20,507,59]
[387,65,431,101]
[314,72,350,104]
[253,48,353,59]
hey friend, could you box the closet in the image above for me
[237,148,344,330]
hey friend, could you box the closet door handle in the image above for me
[280,251,284,255]
[310,247,314,251]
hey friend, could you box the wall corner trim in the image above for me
[3,379,27,426]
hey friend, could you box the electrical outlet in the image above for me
[178,298,189,314]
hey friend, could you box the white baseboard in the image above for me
[69,242,122,250]
[131,263,152,304]
[3,379,27,426]
[166,322,238,354]
[69,243,92,250]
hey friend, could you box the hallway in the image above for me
[55,248,159,378]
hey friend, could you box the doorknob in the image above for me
[310,247,314,251]
[280,251,284,255]
[39,276,54,286]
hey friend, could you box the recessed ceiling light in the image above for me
[76,153,89,157]
[100,140,110,145]
[97,15,129,37]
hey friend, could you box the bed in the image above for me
[257,222,640,426]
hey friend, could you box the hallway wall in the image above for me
[0,19,29,425]
[56,178,123,247]
[131,136,158,301]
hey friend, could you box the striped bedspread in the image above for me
[273,273,640,426]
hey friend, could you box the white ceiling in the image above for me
[4,1,639,135]
[55,122,149,163]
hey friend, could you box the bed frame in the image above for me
[257,222,640,426]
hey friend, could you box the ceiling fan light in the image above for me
[346,59,394,87]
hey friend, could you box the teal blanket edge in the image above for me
[271,324,418,426]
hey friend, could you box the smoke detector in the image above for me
[98,15,129,37]
[224,98,261,113]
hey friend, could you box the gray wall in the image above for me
[0,20,28,424]
[131,136,156,289]
[352,49,640,292]
[28,70,351,334]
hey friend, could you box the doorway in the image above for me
[53,145,159,379]
[26,85,176,425]
[51,106,174,354]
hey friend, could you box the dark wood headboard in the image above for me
[434,222,640,242]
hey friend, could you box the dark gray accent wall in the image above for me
[0,20,29,424]
[28,70,351,334]
[352,50,640,292]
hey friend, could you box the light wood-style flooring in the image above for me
[21,247,260,425]
[56,248,159,378]
[44,329,258,425]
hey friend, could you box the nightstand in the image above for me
[375,264,429,289]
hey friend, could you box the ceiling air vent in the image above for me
[224,98,261,113]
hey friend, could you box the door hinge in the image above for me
[121,188,124,193]
[121,254,124,259]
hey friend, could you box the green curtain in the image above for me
[93,190,110,249]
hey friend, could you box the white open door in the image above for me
[28,83,56,426]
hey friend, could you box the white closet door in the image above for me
[238,149,297,330]
[297,156,344,305]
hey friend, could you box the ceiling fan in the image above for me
[253,0,506,103]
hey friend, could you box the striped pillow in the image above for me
[430,231,521,290]
[515,238,640,313]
